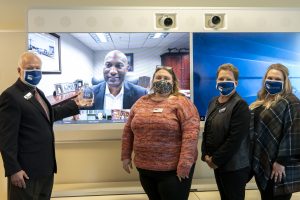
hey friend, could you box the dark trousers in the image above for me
[214,167,250,200]
[137,164,195,200]
[255,177,292,200]
[8,175,54,200]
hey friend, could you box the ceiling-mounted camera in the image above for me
[205,13,226,29]
[210,16,221,26]
[156,13,177,29]
[160,16,173,27]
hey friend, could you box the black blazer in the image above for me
[201,93,251,171]
[92,81,148,110]
[0,79,79,178]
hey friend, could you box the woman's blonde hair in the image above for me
[249,63,292,110]
[150,66,182,96]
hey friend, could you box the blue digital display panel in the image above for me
[193,33,300,120]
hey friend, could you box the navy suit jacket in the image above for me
[0,79,79,178]
[92,81,147,110]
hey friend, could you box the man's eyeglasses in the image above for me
[105,62,125,69]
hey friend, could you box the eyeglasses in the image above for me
[105,62,125,69]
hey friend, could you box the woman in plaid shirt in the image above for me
[250,63,300,200]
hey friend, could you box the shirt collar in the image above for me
[105,83,124,97]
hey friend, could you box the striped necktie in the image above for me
[34,89,50,120]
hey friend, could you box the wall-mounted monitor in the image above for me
[28,32,190,123]
[193,32,300,120]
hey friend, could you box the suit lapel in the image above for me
[123,82,132,109]
[98,83,105,109]
[16,79,51,122]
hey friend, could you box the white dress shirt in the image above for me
[104,83,124,115]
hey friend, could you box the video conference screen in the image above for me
[28,32,190,123]
[28,32,300,123]
[193,32,300,120]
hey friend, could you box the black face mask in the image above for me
[153,80,173,94]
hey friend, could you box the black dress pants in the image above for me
[137,164,195,200]
[255,176,292,200]
[214,167,250,200]
[8,174,54,200]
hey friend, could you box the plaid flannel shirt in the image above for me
[252,93,300,195]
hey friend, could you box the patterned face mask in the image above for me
[153,80,173,94]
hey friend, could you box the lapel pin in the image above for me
[24,92,33,100]
[219,107,226,113]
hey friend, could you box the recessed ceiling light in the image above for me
[89,33,111,43]
[148,33,169,39]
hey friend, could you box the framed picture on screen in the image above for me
[28,33,61,74]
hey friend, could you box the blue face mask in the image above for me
[24,70,42,86]
[265,79,283,95]
[216,81,236,96]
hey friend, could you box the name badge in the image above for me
[219,107,226,113]
[153,108,163,113]
[24,92,33,100]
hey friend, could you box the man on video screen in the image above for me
[92,50,147,111]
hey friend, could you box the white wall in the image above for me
[0,32,26,92]
[39,33,94,96]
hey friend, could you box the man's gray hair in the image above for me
[18,52,42,68]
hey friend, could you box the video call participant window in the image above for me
[28,32,190,123]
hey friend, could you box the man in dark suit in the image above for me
[0,52,92,200]
[92,50,147,110]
